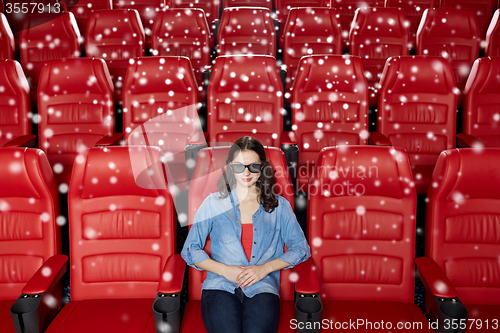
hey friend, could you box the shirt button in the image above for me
[254,242,256,244]
[253,216,256,218]
[254,228,257,231]
[252,256,255,258]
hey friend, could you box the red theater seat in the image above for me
[0,60,31,148]
[282,7,342,100]
[289,55,369,190]
[350,7,410,106]
[0,13,14,60]
[416,8,480,107]
[171,0,219,29]
[151,9,211,103]
[461,57,500,148]
[305,146,431,332]
[439,0,497,47]
[181,145,294,332]
[86,9,145,105]
[217,7,276,57]
[275,0,325,31]
[123,56,203,190]
[223,0,272,10]
[207,55,283,147]
[417,148,500,332]
[384,0,436,49]
[329,0,385,49]
[113,0,168,52]
[37,58,115,186]
[65,0,113,38]
[19,12,81,105]
[375,56,457,195]
[0,147,64,333]
[486,9,500,56]
[45,146,183,333]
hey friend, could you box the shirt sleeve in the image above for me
[277,197,311,269]
[180,196,213,271]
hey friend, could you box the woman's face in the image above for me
[230,150,262,189]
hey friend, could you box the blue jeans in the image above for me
[201,287,280,333]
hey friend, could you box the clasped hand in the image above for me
[223,265,270,288]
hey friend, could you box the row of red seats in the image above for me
[2,143,499,332]
[2,54,499,195]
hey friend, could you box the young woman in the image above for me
[181,136,311,333]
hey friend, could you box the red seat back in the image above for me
[217,7,276,57]
[292,55,368,172]
[378,56,456,193]
[208,55,283,147]
[171,0,219,28]
[86,9,145,103]
[188,146,294,301]
[151,8,211,96]
[0,148,60,300]
[68,146,176,300]
[416,8,480,106]
[463,56,500,147]
[0,60,30,148]
[384,0,435,49]
[0,13,14,60]
[65,0,113,37]
[426,148,500,305]
[283,7,342,91]
[308,146,416,302]
[123,56,201,154]
[275,0,325,25]
[223,0,272,10]
[350,7,409,105]
[486,9,500,57]
[19,12,81,103]
[37,58,115,184]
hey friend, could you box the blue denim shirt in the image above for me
[181,190,311,298]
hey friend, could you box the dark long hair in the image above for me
[217,136,279,213]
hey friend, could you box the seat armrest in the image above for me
[153,254,186,333]
[11,255,68,333]
[415,257,458,299]
[456,133,487,148]
[95,133,123,146]
[368,132,391,146]
[281,131,297,146]
[294,258,319,294]
[22,255,68,295]
[3,134,36,148]
[294,258,322,333]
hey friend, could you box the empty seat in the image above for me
[217,7,276,57]
[486,9,500,56]
[86,9,145,104]
[223,0,272,10]
[384,0,436,49]
[44,145,182,333]
[275,0,325,29]
[0,147,63,333]
[306,145,432,332]
[0,60,31,148]
[113,0,167,52]
[376,56,457,195]
[461,57,500,147]
[65,0,113,37]
[171,0,219,28]
[416,8,480,107]
[440,0,496,47]
[329,0,385,48]
[151,9,211,102]
[19,12,81,104]
[207,55,284,147]
[123,56,202,189]
[350,7,410,106]
[417,148,500,332]
[0,13,14,60]
[181,145,294,332]
[289,55,369,190]
[283,7,342,99]
[37,58,115,186]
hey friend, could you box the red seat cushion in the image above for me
[180,300,296,332]
[462,304,500,332]
[45,299,156,333]
[322,300,433,332]
[0,299,16,333]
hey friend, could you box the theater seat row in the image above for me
[2,144,499,332]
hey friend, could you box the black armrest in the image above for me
[294,258,322,333]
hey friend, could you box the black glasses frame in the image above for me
[229,163,263,174]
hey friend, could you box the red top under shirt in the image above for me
[241,224,253,261]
